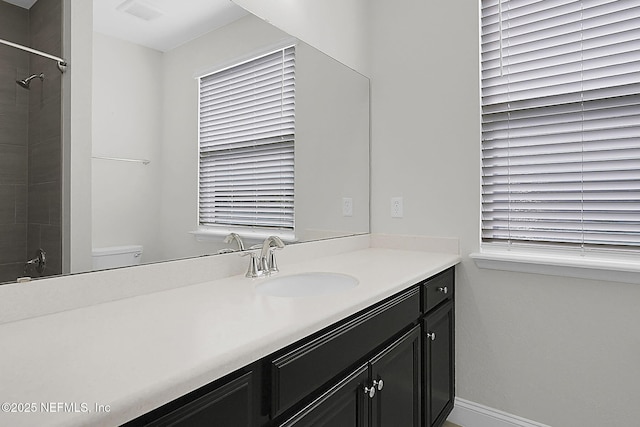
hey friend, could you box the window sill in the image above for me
[470,249,640,285]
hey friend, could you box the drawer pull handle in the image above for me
[438,286,448,294]
[364,384,376,398]
[427,332,436,341]
[374,379,384,391]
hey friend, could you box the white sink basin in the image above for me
[255,272,359,298]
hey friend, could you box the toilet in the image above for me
[91,245,143,270]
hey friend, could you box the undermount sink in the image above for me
[255,272,359,298]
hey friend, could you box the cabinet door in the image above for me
[424,301,454,427]
[143,372,253,427]
[278,364,369,427]
[370,326,421,427]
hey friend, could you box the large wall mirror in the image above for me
[0,0,370,284]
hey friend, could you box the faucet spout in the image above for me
[223,233,245,251]
[261,236,284,257]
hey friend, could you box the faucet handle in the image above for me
[241,251,263,278]
[266,247,281,274]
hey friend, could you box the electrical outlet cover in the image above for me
[342,197,353,217]
[391,197,403,218]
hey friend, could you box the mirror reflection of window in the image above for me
[197,46,296,241]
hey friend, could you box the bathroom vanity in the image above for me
[0,236,458,427]
[125,267,455,427]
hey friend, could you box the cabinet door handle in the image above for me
[373,379,384,391]
[438,286,448,294]
[364,385,376,398]
[427,332,436,341]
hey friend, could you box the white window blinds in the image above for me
[198,46,295,231]
[480,0,640,249]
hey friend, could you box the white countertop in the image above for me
[0,247,459,427]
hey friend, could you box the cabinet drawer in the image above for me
[422,267,454,313]
[270,287,420,418]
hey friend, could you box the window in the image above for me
[480,0,640,251]
[198,46,295,237]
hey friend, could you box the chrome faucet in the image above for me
[260,235,285,274]
[224,233,245,251]
[242,236,285,278]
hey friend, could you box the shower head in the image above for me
[16,73,44,90]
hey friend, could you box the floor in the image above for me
[444,422,463,427]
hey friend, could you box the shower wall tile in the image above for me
[41,96,61,140]
[30,0,62,51]
[0,223,27,264]
[25,0,63,279]
[0,64,18,107]
[0,184,26,225]
[0,1,29,46]
[27,224,40,259]
[29,135,61,184]
[0,105,28,146]
[0,185,16,224]
[48,179,61,225]
[0,0,30,282]
[27,182,56,225]
[26,181,60,226]
[29,96,61,143]
[41,65,62,102]
[15,184,27,223]
[0,64,30,108]
[0,144,27,185]
[0,45,29,72]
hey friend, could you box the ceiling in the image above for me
[6,0,249,52]
[94,0,249,52]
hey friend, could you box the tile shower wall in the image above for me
[0,1,29,282]
[27,0,63,278]
[0,0,62,283]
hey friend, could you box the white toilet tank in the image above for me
[92,245,143,270]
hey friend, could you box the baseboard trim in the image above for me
[447,397,552,427]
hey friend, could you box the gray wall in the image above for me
[0,0,62,283]
[27,0,63,278]
[0,1,29,282]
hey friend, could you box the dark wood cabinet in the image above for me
[128,370,255,427]
[279,326,421,427]
[277,364,370,427]
[422,269,455,427]
[370,326,421,427]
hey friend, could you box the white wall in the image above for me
[368,1,640,427]
[243,0,640,426]
[91,33,163,264]
[295,42,370,240]
[64,0,93,274]
[232,0,370,76]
